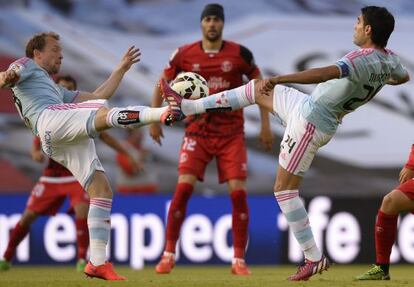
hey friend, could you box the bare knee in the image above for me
[228,179,246,193]
[87,171,113,199]
[381,190,401,215]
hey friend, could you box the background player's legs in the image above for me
[165,174,197,253]
[356,188,414,280]
[73,202,89,271]
[156,174,196,274]
[227,179,250,275]
[1,210,38,268]
[375,190,414,273]
[94,106,169,131]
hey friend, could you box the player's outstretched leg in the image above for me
[155,182,194,274]
[288,255,331,281]
[160,79,255,121]
[105,105,173,130]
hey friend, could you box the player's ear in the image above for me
[33,49,42,59]
[364,24,372,37]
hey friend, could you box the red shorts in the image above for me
[26,180,89,216]
[178,133,247,183]
[396,179,414,200]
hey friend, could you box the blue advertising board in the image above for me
[0,194,282,268]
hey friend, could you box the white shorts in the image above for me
[273,85,332,176]
[36,102,106,189]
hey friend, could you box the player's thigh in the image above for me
[52,138,105,190]
[216,134,247,184]
[272,85,309,126]
[37,107,100,153]
[26,182,66,216]
[279,112,332,177]
[178,135,212,181]
[383,180,414,214]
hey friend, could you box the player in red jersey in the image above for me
[356,144,414,280]
[150,3,273,275]
[0,75,138,272]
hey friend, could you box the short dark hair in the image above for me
[361,6,394,48]
[25,32,60,58]
[56,75,77,90]
[200,3,225,22]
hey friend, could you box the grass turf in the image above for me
[0,265,412,287]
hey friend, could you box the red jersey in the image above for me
[33,137,73,178]
[163,40,260,137]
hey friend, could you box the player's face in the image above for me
[353,15,369,47]
[36,36,63,75]
[201,16,224,42]
[57,79,75,91]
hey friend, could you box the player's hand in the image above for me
[149,123,164,146]
[118,46,141,72]
[31,149,45,163]
[259,127,274,152]
[0,69,20,88]
[256,77,278,97]
[399,167,414,184]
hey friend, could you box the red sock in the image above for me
[375,210,398,264]
[230,189,249,259]
[75,218,89,260]
[165,183,194,253]
[3,222,29,262]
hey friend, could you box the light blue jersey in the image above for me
[8,57,79,135]
[300,48,408,134]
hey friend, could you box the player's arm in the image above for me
[74,46,141,103]
[31,136,45,163]
[255,74,274,151]
[258,65,340,96]
[399,144,414,183]
[148,73,168,146]
[387,71,410,85]
[0,69,20,88]
[99,131,141,173]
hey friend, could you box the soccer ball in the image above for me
[170,72,209,100]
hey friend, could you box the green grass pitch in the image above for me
[0,265,412,287]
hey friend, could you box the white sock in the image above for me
[275,190,322,262]
[106,106,168,128]
[181,80,255,116]
[88,198,112,266]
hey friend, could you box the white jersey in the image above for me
[300,48,408,134]
[8,57,79,135]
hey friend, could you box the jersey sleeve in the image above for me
[335,51,358,79]
[59,86,79,103]
[163,48,183,81]
[8,57,34,85]
[391,62,409,81]
[335,50,363,81]
[239,45,261,79]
